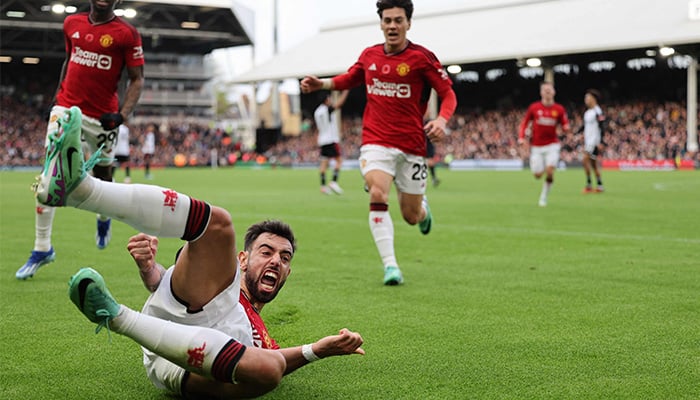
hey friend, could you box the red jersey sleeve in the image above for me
[421,51,456,122]
[558,105,570,132]
[332,50,369,90]
[519,105,534,139]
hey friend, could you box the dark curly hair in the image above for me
[376,0,413,20]
[244,220,297,253]
[586,88,602,102]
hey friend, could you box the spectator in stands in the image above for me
[301,0,457,286]
[314,90,349,195]
[17,0,145,279]
[518,81,571,207]
[1,93,694,168]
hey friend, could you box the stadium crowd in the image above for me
[1,93,697,168]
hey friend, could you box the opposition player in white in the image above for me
[142,124,156,180]
[314,90,349,195]
[579,89,606,193]
[114,123,132,183]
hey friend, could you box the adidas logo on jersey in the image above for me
[369,63,377,71]
[72,31,80,39]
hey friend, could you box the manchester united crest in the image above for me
[396,63,410,76]
[100,34,114,48]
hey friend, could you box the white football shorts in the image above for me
[529,143,561,174]
[359,144,427,195]
[48,105,115,167]
[140,266,253,394]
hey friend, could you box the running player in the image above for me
[301,0,457,285]
[518,81,571,207]
[17,0,144,278]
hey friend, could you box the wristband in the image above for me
[321,79,332,90]
[301,344,320,362]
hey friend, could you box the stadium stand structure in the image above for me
[0,0,254,121]
[228,0,699,154]
[231,0,700,82]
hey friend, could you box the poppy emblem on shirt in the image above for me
[100,34,114,48]
[396,63,410,76]
[381,64,391,74]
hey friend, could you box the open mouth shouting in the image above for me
[260,269,279,293]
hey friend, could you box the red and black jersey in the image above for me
[332,41,456,156]
[56,13,144,119]
[518,102,570,146]
[239,292,279,350]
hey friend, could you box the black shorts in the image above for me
[426,137,435,158]
[320,143,341,158]
[115,155,130,163]
[586,146,600,160]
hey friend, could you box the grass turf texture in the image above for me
[1,168,698,400]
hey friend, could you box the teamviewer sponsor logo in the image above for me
[70,47,113,70]
[366,79,411,98]
[536,117,558,126]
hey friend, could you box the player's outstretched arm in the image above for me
[279,328,364,375]
[301,75,333,93]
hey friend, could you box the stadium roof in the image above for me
[0,0,254,59]
[231,0,700,83]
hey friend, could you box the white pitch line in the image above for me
[451,225,700,244]
[652,180,700,191]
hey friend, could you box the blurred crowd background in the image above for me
[2,90,694,169]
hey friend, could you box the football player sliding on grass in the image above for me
[127,226,365,391]
[35,106,363,398]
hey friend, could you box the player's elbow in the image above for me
[253,352,286,392]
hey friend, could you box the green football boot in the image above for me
[33,106,86,206]
[418,195,432,235]
[68,267,121,334]
[383,266,404,286]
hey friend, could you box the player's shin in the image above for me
[114,307,247,384]
[66,178,209,239]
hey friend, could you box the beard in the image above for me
[244,273,284,304]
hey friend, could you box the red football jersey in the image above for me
[239,292,279,350]
[518,102,570,146]
[56,13,144,119]
[332,42,456,156]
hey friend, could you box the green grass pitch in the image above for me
[1,167,698,399]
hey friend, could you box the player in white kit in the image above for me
[114,124,132,183]
[580,89,606,193]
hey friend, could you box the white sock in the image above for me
[369,210,397,268]
[34,203,55,251]
[541,181,552,198]
[112,306,243,382]
[67,176,190,238]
